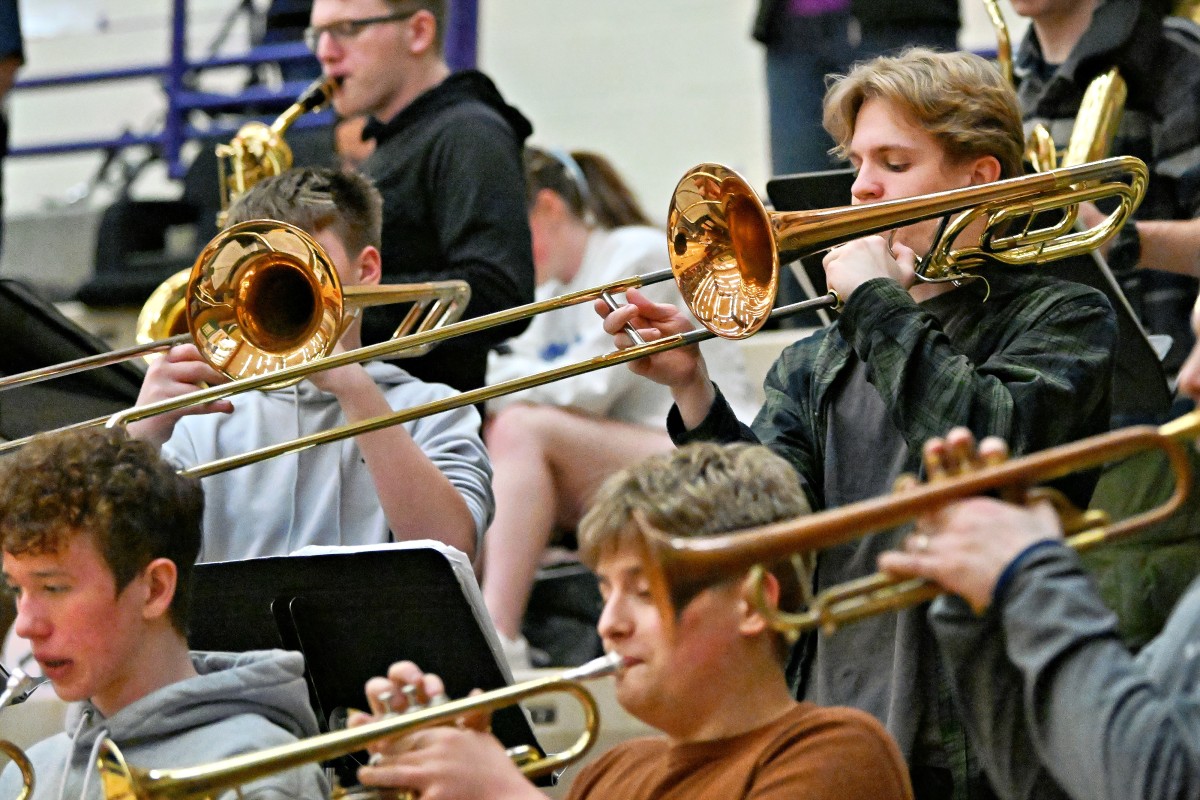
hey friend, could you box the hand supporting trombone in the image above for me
[94,652,625,800]
[636,408,1200,639]
[2,157,1146,463]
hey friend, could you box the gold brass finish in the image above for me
[1026,124,1058,173]
[1062,67,1127,168]
[0,225,470,458]
[215,76,335,228]
[981,0,1013,85]
[97,156,1148,478]
[1175,0,1200,23]
[0,742,32,800]
[94,653,624,800]
[638,409,1200,637]
[136,268,193,349]
[0,221,470,397]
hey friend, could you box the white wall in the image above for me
[1,1,1027,289]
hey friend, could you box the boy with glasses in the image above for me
[306,0,535,394]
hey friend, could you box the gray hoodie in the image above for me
[0,650,328,800]
[930,544,1200,800]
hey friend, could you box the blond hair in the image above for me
[823,48,1025,179]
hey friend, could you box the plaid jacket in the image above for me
[672,271,1116,511]
[1017,2,1200,375]
[670,270,1115,792]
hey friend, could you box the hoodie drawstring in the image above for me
[56,709,91,800]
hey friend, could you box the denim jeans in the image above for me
[764,11,854,177]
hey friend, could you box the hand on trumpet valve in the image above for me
[352,661,534,800]
[822,235,917,302]
[877,428,1061,615]
[127,344,233,448]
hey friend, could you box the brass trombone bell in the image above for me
[0,220,471,394]
[637,409,1200,637]
[671,156,1146,310]
[95,653,624,800]
[102,156,1148,479]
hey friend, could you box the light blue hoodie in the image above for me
[0,650,328,800]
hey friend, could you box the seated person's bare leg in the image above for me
[482,404,671,648]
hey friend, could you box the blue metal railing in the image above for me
[9,0,479,179]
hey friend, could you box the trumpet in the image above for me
[92,156,1148,479]
[637,409,1200,637]
[216,76,335,228]
[95,653,624,800]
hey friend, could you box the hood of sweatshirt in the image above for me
[364,69,533,147]
[0,650,324,800]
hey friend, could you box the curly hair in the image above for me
[0,428,204,633]
[823,48,1025,179]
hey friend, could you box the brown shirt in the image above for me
[564,702,913,800]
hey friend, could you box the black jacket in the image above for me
[361,70,535,393]
[753,0,960,43]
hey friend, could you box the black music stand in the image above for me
[764,170,1171,416]
[0,278,144,441]
[188,542,548,785]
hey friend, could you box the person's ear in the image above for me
[736,570,778,638]
[405,10,439,56]
[531,187,566,221]
[355,245,383,286]
[140,558,178,622]
[968,155,1002,186]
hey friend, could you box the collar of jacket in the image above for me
[1015,1,1160,105]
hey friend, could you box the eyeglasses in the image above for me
[303,10,418,52]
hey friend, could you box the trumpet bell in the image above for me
[188,220,344,382]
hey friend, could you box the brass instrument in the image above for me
[1176,0,1200,24]
[1062,67,1126,168]
[0,222,470,395]
[95,653,624,800]
[92,156,1147,479]
[637,409,1200,637]
[981,0,1013,85]
[0,663,46,800]
[216,76,335,228]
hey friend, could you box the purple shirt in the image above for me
[789,0,850,15]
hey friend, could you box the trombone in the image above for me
[94,156,1148,478]
[636,409,1200,638]
[95,653,624,800]
[0,221,470,395]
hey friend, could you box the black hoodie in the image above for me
[360,70,536,394]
